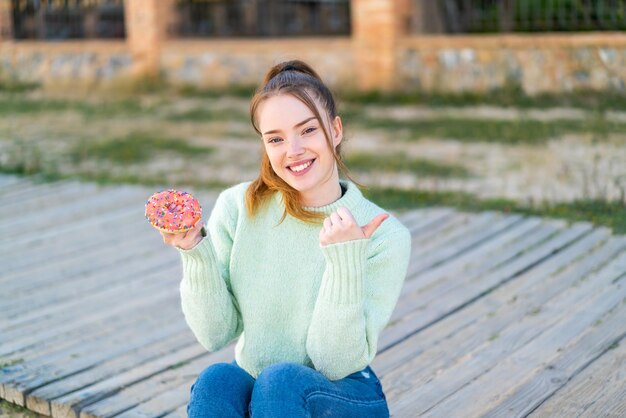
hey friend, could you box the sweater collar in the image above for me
[301,179,363,214]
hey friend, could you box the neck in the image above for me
[303,182,341,207]
[300,178,343,208]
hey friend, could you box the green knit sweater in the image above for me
[177,179,412,381]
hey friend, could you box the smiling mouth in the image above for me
[287,159,315,173]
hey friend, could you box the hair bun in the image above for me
[262,60,321,85]
[281,64,298,73]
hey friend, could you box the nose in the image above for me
[286,136,305,157]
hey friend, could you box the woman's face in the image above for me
[257,93,342,203]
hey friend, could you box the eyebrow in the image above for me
[262,116,317,136]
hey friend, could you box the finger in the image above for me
[192,218,204,230]
[361,213,389,239]
[330,212,343,227]
[336,207,356,224]
[323,217,332,231]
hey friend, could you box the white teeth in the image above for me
[290,160,313,172]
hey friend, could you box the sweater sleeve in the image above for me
[306,225,412,381]
[176,191,243,352]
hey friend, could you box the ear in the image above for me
[332,115,343,148]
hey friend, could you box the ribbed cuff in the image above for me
[177,237,226,295]
[319,238,368,304]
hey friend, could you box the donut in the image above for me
[145,189,202,233]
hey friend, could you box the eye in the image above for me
[303,127,317,135]
[267,137,282,144]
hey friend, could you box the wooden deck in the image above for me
[1,174,625,418]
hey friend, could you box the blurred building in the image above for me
[1,0,625,94]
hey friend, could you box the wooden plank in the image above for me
[0,225,174,307]
[0,189,201,283]
[486,306,626,417]
[375,232,624,385]
[400,214,529,299]
[408,212,475,249]
[0,211,164,277]
[1,261,180,342]
[391,249,626,417]
[400,226,609,324]
[0,185,216,250]
[78,349,232,418]
[420,277,626,418]
[0,268,180,357]
[2,310,186,406]
[0,182,105,219]
[397,216,548,302]
[0,283,181,372]
[24,330,197,415]
[0,194,215,264]
[0,204,145,259]
[0,186,146,236]
[0,299,184,386]
[377,232,621,406]
[49,344,229,418]
[379,222,593,352]
[0,178,54,198]
[407,213,524,279]
[0,204,147,260]
[573,383,626,418]
[410,212,492,253]
[161,404,187,418]
[0,242,171,322]
[394,208,429,228]
[0,174,29,189]
[403,208,456,234]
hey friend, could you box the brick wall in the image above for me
[396,34,626,95]
[1,0,626,95]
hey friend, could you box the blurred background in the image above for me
[1,0,626,233]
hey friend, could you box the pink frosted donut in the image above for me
[145,189,202,233]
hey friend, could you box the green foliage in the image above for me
[0,398,44,417]
[78,99,147,119]
[343,114,624,145]
[0,96,146,118]
[345,152,472,178]
[339,87,626,111]
[166,107,248,122]
[70,132,214,164]
[0,97,75,114]
[0,78,40,93]
[176,83,258,99]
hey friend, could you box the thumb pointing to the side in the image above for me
[361,213,389,239]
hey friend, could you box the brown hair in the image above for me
[245,60,362,225]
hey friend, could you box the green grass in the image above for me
[343,113,620,144]
[0,78,39,93]
[0,399,45,417]
[345,152,472,178]
[6,78,626,112]
[0,169,232,191]
[175,83,258,99]
[165,107,248,122]
[361,186,626,234]
[339,85,626,111]
[70,132,214,164]
[0,96,146,118]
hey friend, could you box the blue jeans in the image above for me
[187,360,390,417]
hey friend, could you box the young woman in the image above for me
[160,60,411,417]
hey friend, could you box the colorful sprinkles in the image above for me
[145,189,202,233]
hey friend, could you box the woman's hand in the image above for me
[160,219,205,250]
[319,207,389,246]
